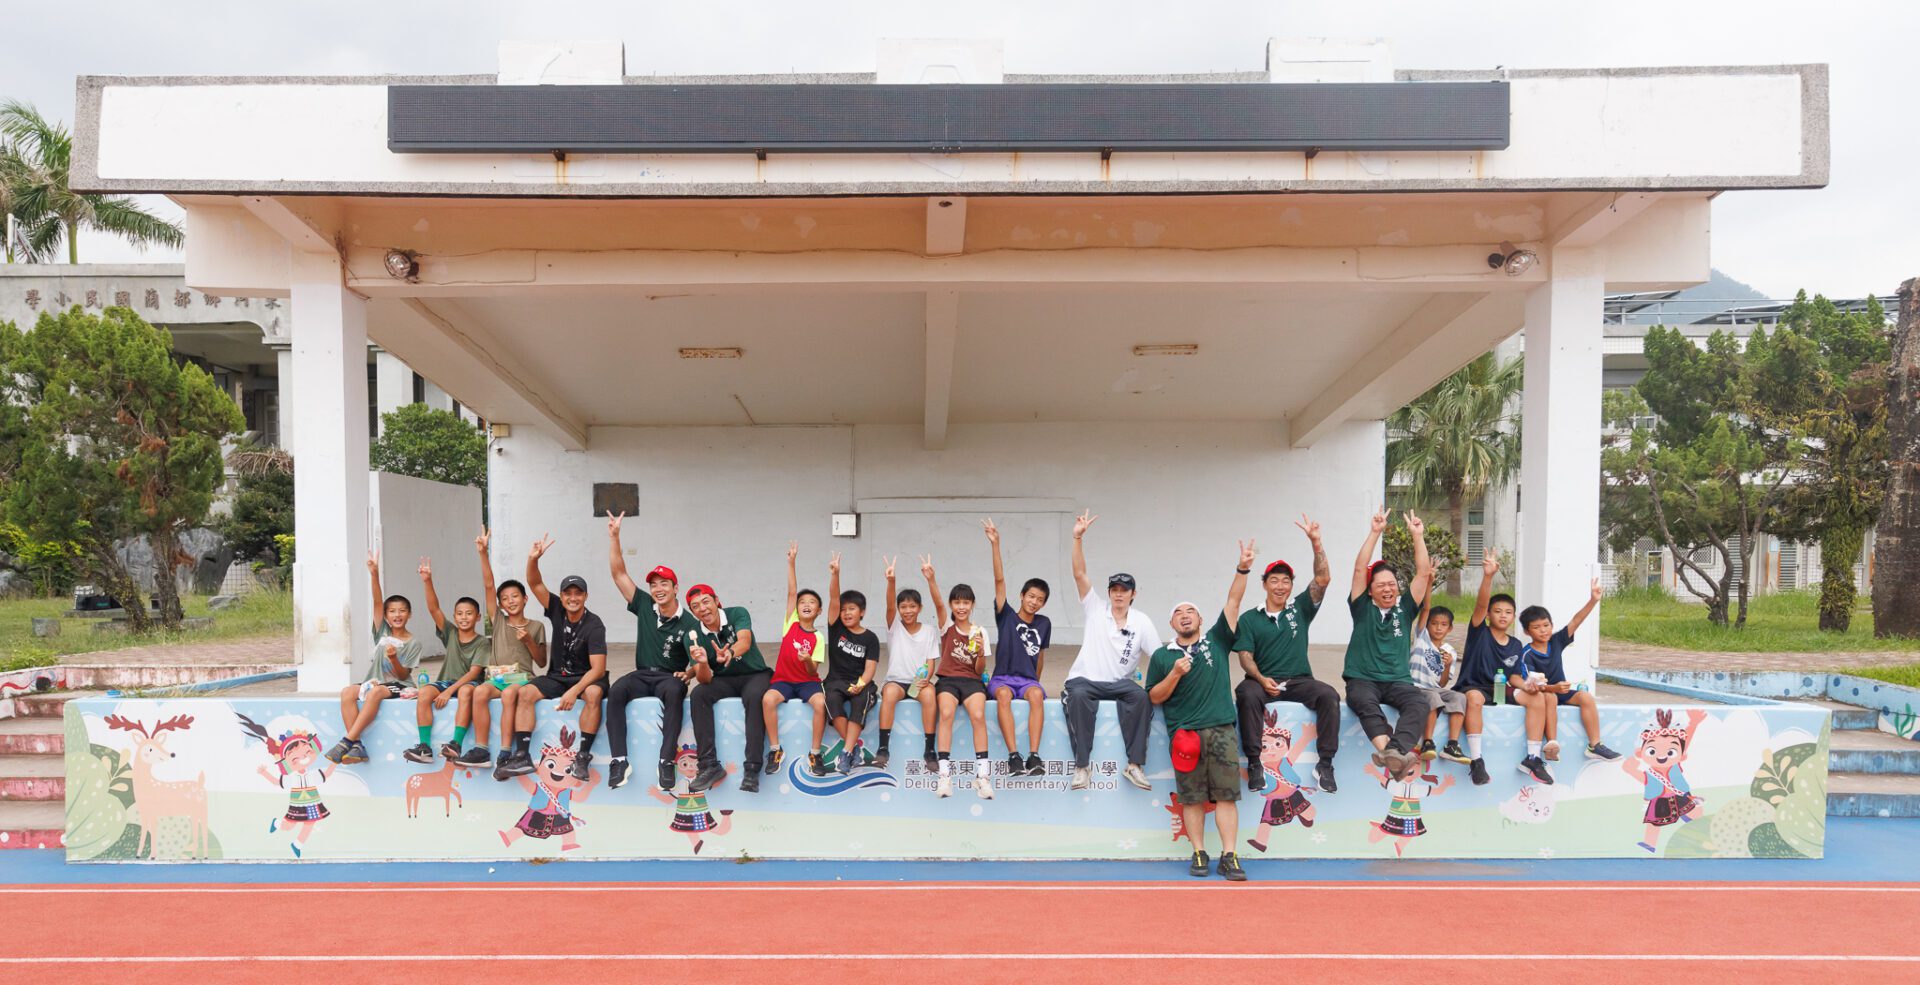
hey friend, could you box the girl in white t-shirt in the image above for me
[877,555,945,772]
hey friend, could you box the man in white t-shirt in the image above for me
[1061,510,1162,792]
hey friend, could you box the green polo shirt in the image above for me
[1344,592,1421,683]
[695,606,766,676]
[627,595,698,673]
[1231,593,1321,679]
[1144,612,1238,731]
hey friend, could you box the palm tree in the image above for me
[1,100,182,263]
[1386,352,1524,593]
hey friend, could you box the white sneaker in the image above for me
[1070,767,1090,790]
[1123,764,1151,790]
[1543,740,1561,762]
[974,775,994,800]
[936,774,952,798]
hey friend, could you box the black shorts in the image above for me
[1460,685,1498,706]
[935,676,987,701]
[823,680,877,724]
[529,674,583,700]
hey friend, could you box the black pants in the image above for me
[691,670,773,771]
[1235,675,1340,763]
[1343,677,1428,754]
[1061,677,1150,768]
[605,669,687,764]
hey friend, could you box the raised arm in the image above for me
[1223,539,1256,633]
[1295,514,1330,604]
[1349,507,1388,602]
[826,551,842,628]
[367,549,384,614]
[1471,553,1499,627]
[1406,511,1434,607]
[1565,578,1603,636]
[418,556,448,633]
[786,541,801,617]
[923,556,946,627]
[884,555,899,626]
[984,518,1007,610]
[476,528,498,621]
[1070,509,1097,600]
[525,534,554,608]
[607,513,639,604]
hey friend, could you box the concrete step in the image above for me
[1828,729,1920,775]
[0,716,62,755]
[0,800,62,850]
[0,755,62,801]
[6,690,82,720]
[1827,771,1920,817]
[1788,696,1878,730]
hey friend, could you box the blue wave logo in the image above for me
[786,760,900,797]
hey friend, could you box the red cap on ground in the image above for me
[1170,728,1201,773]
[646,565,678,586]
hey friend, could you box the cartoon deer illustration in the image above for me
[103,714,209,858]
[405,759,471,818]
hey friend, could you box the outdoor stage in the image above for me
[3,817,1915,984]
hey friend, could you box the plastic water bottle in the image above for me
[416,671,431,687]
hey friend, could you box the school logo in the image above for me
[785,746,900,798]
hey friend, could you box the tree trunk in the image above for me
[150,526,186,630]
[1448,490,1468,595]
[1819,524,1863,632]
[1877,277,1920,638]
[88,550,149,633]
[1706,584,1729,628]
[66,221,78,264]
[1735,526,1755,629]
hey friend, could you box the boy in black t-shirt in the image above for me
[498,536,608,782]
[822,584,881,774]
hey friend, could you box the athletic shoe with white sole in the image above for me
[936,774,953,798]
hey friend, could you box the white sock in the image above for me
[976,753,990,776]
[1467,734,1482,758]
[938,759,951,776]
[1527,740,1542,757]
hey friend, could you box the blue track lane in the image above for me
[4,817,1913,886]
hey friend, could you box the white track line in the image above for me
[5,954,1918,965]
[2,883,1915,895]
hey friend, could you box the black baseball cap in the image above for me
[558,575,589,593]
[1108,573,1137,591]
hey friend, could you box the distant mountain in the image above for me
[1677,269,1769,304]
[1615,268,1772,325]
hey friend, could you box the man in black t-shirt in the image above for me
[821,568,881,774]
[498,535,607,782]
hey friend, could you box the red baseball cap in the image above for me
[1263,560,1294,580]
[1367,560,1395,582]
[645,565,678,586]
[1170,728,1201,773]
[686,584,716,604]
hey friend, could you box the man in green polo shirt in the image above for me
[600,513,700,792]
[1232,514,1339,793]
[1145,539,1255,882]
[687,585,772,793]
[1343,508,1436,778]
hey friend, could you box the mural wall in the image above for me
[64,696,1828,861]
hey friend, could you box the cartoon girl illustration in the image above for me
[650,744,735,854]
[1621,708,1707,853]
[1247,713,1318,853]
[237,712,334,859]
[1364,753,1454,857]
[499,726,600,853]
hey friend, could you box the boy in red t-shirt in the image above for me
[761,542,831,774]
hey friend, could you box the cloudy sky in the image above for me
[7,0,1914,299]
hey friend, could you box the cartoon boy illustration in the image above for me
[499,726,600,853]
[1247,712,1318,853]
[650,744,735,854]
[237,712,335,859]
[1364,753,1454,857]
[1621,708,1707,854]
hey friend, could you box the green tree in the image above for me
[1382,517,1465,593]
[1750,293,1891,631]
[1386,351,1523,593]
[371,403,487,488]
[217,445,294,563]
[1,100,183,263]
[0,306,243,629]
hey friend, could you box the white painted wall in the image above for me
[487,420,1384,649]
[366,471,484,679]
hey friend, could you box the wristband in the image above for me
[1235,567,1251,574]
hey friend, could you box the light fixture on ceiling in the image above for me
[1487,241,1538,277]
[383,249,419,282]
[1131,344,1199,357]
[679,347,744,359]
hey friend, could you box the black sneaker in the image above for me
[324,739,352,764]
[688,761,727,792]
[874,748,891,770]
[1024,753,1043,776]
[1315,760,1337,793]
[1418,739,1438,762]
[608,759,631,790]
[1248,765,1266,792]
[767,746,785,773]
[1518,755,1555,785]
[657,759,675,789]
[439,741,463,760]
[809,752,829,777]
[1188,849,1211,878]
[569,751,593,782]
[1588,742,1623,761]
[343,740,370,764]
[1439,741,1472,765]
[1217,852,1248,882]
[454,746,491,768]
[1006,753,1023,776]
[923,751,938,773]
[498,751,536,779]
[403,742,434,764]
[738,764,761,793]
[1469,758,1491,785]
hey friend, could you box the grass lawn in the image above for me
[0,591,292,673]
[1424,585,1917,654]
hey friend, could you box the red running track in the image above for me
[3,881,1917,985]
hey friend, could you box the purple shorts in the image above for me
[771,680,823,702]
[988,675,1045,700]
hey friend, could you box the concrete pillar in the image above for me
[272,345,294,453]
[1517,247,1604,682]
[291,254,372,692]
[374,350,411,435]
